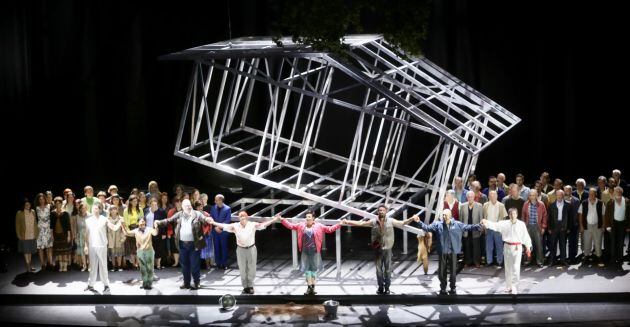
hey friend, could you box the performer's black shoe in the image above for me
[438,289,447,296]
[304,285,315,295]
[242,288,249,294]
[180,284,191,289]
[383,287,390,295]
[103,286,110,293]
[248,287,255,294]
[190,282,200,290]
[448,289,457,295]
[376,286,384,295]
[84,286,95,292]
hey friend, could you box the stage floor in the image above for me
[2,252,629,297]
[1,249,630,325]
[3,302,630,326]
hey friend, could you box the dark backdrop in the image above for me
[2,0,629,244]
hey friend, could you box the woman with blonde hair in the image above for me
[73,202,90,271]
[147,181,160,199]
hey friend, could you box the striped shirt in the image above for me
[528,202,538,225]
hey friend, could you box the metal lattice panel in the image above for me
[162,35,520,222]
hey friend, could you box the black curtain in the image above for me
[2,0,628,245]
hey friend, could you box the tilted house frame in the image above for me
[162,35,520,272]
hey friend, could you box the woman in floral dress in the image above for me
[35,193,53,270]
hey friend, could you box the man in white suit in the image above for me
[482,208,532,295]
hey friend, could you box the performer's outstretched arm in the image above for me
[340,218,372,227]
[208,218,235,233]
[255,217,278,230]
[391,216,416,228]
[412,215,440,233]
[276,215,300,230]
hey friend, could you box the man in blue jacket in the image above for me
[209,194,232,269]
[413,209,482,295]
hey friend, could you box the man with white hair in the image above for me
[548,190,570,266]
[612,169,627,190]
[413,208,482,295]
[482,208,532,295]
[459,191,484,267]
[573,179,588,202]
[578,188,604,265]
[156,199,213,290]
[483,190,508,267]
[209,194,232,270]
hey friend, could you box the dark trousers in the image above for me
[212,230,229,266]
[603,231,611,261]
[610,221,627,264]
[549,228,567,263]
[567,228,579,261]
[438,252,458,291]
[463,235,481,265]
[526,224,543,265]
[480,233,486,262]
[179,241,201,286]
[543,231,551,257]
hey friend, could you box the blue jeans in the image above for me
[375,248,392,289]
[179,241,201,286]
[486,229,504,265]
[212,230,229,266]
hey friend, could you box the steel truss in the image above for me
[163,35,519,275]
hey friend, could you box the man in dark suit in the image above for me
[548,190,570,266]
[564,186,581,264]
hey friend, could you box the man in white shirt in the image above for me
[156,199,213,290]
[482,208,532,295]
[208,211,276,294]
[604,187,630,268]
[84,202,119,293]
[578,188,604,265]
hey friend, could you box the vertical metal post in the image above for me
[292,229,298,270]
[321,206,327,251]
[402,209,408,255]
[336,228,341,280]
[271,189,277,230]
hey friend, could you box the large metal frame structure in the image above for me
[162,35,519,275]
